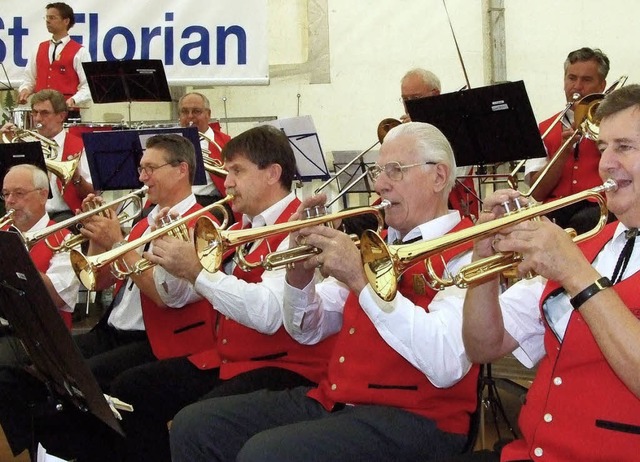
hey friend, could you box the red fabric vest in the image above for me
[538,112,602,200]
[56,132,85,212]
[125,204,219,363]
[35,40,81,98]
[205,129,231,198]
[3,220,73,329]
[502,221,640,461]
[449,175,479,220]
[308,218,479,435]
[216,198,335,384]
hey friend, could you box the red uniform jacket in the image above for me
[538,112,602,201]
[216,197,335,384]
[123,204,219,363]
[308,218,479,435]
[35,39,81,98]
[57,132,85,212]
[502,221,640,461]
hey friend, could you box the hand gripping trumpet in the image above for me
[20,186,148,252]
[70,195,233,290]
[361,180,617,301]
[194,200,391,273]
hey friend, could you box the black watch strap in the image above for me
[570,277,612,310]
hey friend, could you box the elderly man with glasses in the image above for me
[170,122,480,462]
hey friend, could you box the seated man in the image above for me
[463,84,640,461]
[1,89,94,222]
[170,122,479,462]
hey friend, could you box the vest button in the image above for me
[543,413,552,422]
[331,383,337,390]
[349,327,356,335]
[573,165,578,170]
[572,179,578,184]
[553,376,562,386]
[222,338,227,344]
[534,447,543,457]
[338,356,345,363]
[222,359,228,364]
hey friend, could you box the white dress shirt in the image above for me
[501,222,640,368]
[191,126,221,197]
[28,213,80,312]
[282,210,473,388]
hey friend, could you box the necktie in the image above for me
[611,228,638,284]
[51,40,62,63]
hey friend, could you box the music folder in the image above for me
[0,141,53,199]
[0,231,122,436]
[82,126,206,190]
[406,80,546,167]
[82,59,172,104]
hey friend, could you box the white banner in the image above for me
[0,0,268,88]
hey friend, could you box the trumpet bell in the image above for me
[377,118,401,144]
[70,250,98,290]
[361,229,398,302]
[573,93,604,141]
[194,216,225,272]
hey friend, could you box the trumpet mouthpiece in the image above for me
[571,92,581,101]
[36,123,43,129]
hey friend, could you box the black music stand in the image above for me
[0,231,122,437]
[82,59,172,124]
[82,126,206,190]
[0,141,52,200]
[406,81,545,168]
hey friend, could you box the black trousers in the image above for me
[110,358,315,462]
[170,386,466,462]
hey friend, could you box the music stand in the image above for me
[263,116,330,182]
[82,126,206,190]
[406,81,545,168]
[0,231,122,436]
[0,141,52,199]
[82,59,172,124]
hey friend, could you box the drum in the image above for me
[11,107,32,130]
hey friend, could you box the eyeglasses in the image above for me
[367,161,436,182]
[137,163,176,176]
[179,108,206,116]
[0,189,42,200]
[43,15,62,20]
[399,89,438,102]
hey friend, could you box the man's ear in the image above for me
[266,163,283,186]
[431,163,450,194]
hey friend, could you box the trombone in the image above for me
[194,200,390,273]
[361,180,616,301]
[70,195,233,290]
[315,118,400,207]
[21,187,148,252]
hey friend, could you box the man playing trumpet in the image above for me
[170,122,480,462]
[1,89,94,222]
[463,84,640,461]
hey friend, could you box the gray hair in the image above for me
[595,83,640,121]
[7,164,50,192]
[401,68,442,92]
[383,122,457,195]
[178,92,211,109]
[564,47,610,80]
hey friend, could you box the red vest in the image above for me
[35,39,82,98]
[538,113,602,200]
[56,132,85,212]
[308,218,479,435]
[125,204,219,363]
[204,128,231,198]
[502,221,640,461]
[3,220,73,329]
[449,175,479,220]
[216,197,335,384]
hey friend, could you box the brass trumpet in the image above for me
[361,180,616,301]
[194,200,390,273]
[199,131,228,178]
[21,187,148,252]
[0,209,15,229]
[70,195,233,290]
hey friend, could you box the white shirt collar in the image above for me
[387,209,462,244]
[242,192,296,228]
[147,194,198,225]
